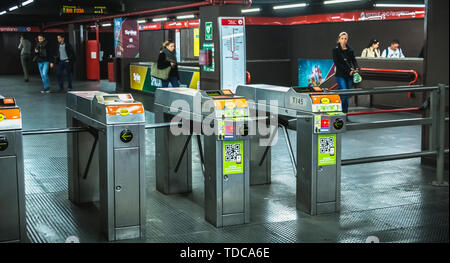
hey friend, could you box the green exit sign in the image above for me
[205,22,213,41]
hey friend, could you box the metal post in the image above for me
[432,84,449,186]
[281,124,297,176]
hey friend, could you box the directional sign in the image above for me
[205,22,213,40]
[120,129,133,143]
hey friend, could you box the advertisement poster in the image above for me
[318,134,336,166]
[298,59,335,87]
[114,18,139,58]
[218,17,246,93]
[223,140,244,175]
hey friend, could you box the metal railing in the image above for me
[330,84,449,186]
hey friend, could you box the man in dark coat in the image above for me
[51,34,76,92]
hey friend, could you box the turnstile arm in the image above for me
[281,124,297,176]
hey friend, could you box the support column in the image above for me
[421,0,449,168]
[199,5,241,91]
[69,24,87,81]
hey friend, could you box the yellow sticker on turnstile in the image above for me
[321,98,330,104]
[119,108,130,116]
[0,114,4,122]
[225,101,236,109]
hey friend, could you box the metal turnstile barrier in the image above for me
[154,88,250,227]
[0,97,26,243]
[66,91,146,241]
[236,85,346,215]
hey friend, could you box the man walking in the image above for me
[18,35,32,82]
[34,34,51,93]
[51,34,75,92]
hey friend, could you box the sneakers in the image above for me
[40,89,50,94]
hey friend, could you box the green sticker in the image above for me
[318,134,336,166]
[223,140,244,174]
[234,109,242,116]
[224,109,234,118]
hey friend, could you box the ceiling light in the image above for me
[8,6,19,11]
[101,23,112,27]
[242,8,261,13]
[273,3,307,10]
[374,3,425,8]
[137,19,146,24]
[0,11,6,15]
[324,0,363,4]
[22,0,34,6]
[152,17,168,22]
[176,14,195,19]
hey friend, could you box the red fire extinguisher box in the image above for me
[86,40,99,80]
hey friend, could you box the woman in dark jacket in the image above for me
[157,40,179,87]
[332,32,359,113]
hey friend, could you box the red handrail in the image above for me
[359,67,419,86]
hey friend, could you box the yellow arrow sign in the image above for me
[0,114,5,122]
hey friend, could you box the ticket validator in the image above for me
[154,88,250,227]
[0,97,25,243]
[236,85,346,215]
[66,91,146,241]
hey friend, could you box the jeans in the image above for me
[335,76,353,113]
[162,76,180,88]
[38,62,50,90]
[57,60,72,90]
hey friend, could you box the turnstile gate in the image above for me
[66,91,146,241]
[154,88,250,227]
[0,97,25,243]
[236,85,346,215]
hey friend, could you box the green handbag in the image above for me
[150,62,171,80]
[353,72,362,83]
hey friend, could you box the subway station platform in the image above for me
[1,75,448,243]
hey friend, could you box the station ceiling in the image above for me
[0,0,425,26]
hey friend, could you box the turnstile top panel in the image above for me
[154,88,250,139]
[236,84,342,113]
[155,88,248,113]
[67,91,145,125]
[0,97,22,130]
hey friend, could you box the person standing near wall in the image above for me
[157,40,180,88]
[34,34,51,93]
[50,34,75,92]
[381,39,405,58]
[361,38,381,58]
[18,35,32,82]
[332,32,359,114]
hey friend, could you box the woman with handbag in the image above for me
[157,40,180,88]
[332,32,360,113]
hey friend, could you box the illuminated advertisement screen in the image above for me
[298,59,336,87]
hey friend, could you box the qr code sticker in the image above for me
[225,144,242,163]
[320,137,335,156]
